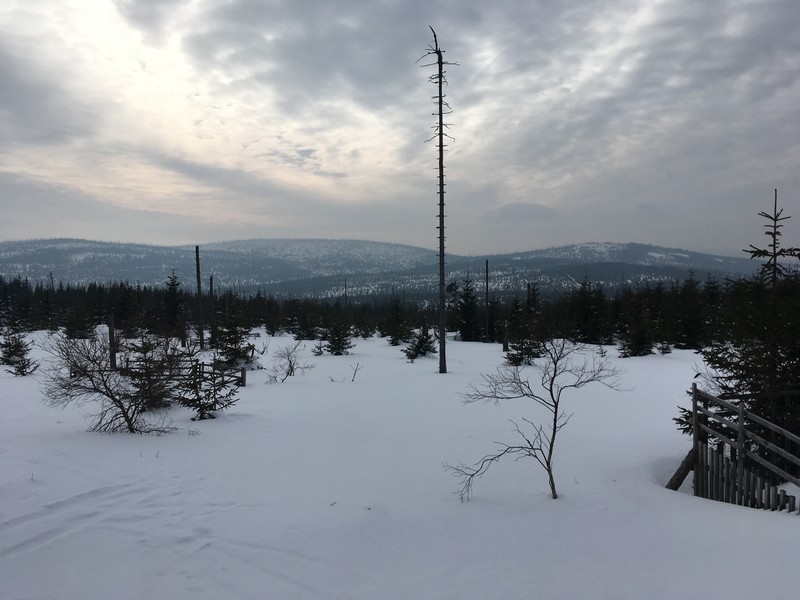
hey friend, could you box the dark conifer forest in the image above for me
[1,262,796,360]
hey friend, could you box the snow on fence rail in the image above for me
[691,384,800,514]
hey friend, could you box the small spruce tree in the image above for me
[176,351,239,420]
[213,296,255,369]
[120,333,180,411]
[402,319,437,362]
[382,296,411,346]
[324,320,355,356]
[457,276,481,342]
[1,329,38,376]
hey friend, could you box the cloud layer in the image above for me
[1,0,798,255]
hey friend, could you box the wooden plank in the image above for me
[743,449,800,489]
[755,475,763,508]
[692,386,700,497]
[728,457,735,503]
[728,459,736,504]
[744,468,754,507]
[721,457,728,503]
[666,448,695,491]
[696,423,737,448]
[695,405,738,432]
[700,442,708,499]
[693,441,701,497]
[695,390,740,413]
[742,428,800,470]
[736,402,746,506]
[746,410,800,447]
[708,448,719,500]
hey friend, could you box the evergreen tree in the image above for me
[505,295,524,340]
[617,287,655,358]
[289,300,319,341]
[64,303,94,339]
[677,192,800,480]
[402,318,437,362]
[701,275,725,345]
[381,295,411,346]
[571,278,612,345]
[674,272,704,349]
[324,319,355,355]
[176,349,239,421]
[506,282,549,365]
[445,280,460,332]
[352,308,376,339]
[213,296,255,369]
[162,270,188,342]
[457,275,481,342]
[1,323,38,376]
[120,334,180,411]
[702,194,800,411]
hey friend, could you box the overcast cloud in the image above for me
[0,0,798,255]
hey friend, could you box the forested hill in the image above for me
[0,238,756,298]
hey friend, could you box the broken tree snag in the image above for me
[419,26,458,374]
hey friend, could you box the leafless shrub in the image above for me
[267,340,314,383]
[445,339,622,500]
[40,331,175,434]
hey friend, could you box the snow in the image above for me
[1,333,797,600]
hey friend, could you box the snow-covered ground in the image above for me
[1,333,797,600]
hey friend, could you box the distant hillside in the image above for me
[0,238,757,298]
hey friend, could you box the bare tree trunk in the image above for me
[484,259,489,342]
[108,313,116,370]
[195,245,204,350]
[433,28,448,374]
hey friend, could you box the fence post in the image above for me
[692,384,700,497]
[737,401,745,506]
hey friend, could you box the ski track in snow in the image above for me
[0,483,140,559]
[0,476,333,599]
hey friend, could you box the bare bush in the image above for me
[446,339,622,500]
[267,340,314,383]
[41,331,175,433]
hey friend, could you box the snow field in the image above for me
[0,333,797,599]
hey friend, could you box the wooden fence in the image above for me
[190,360,247,387]
[692,384,800,514]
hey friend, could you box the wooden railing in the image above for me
[692,384,800,514]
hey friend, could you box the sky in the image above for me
[0,0,798,257]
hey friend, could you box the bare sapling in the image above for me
[446,339,622,500]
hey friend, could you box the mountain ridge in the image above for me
[0,237,757,297]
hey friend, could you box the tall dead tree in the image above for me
[195,245,204,350]
[420,26,457,374]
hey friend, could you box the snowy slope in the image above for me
[0,239,755,297]
[1,335,797,600]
